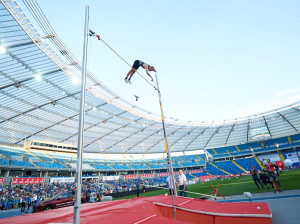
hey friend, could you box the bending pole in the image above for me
[73,5,89,224]
[155,73,177,220]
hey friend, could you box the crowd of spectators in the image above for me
[0,177,165,211]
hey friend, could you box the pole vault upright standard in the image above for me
[73,6,89,224]
[155,73,177,220]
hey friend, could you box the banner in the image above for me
[189,169,203,174]
[140,173,154,178]
[12,177,44,185]
[199,175,214,181]
[157,172,168,177]
[157,171,186,177]
[50,177,75,183]
[123,175,137,180]
[0,178,3,185]
[102,176,119,181]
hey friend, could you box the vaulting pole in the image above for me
[155,73,177,220]
[73,5,89,224]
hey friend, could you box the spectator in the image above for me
[178,170,187,197]
[259,170,270,190]
[86,186,91,203]
[250,165,264,189]
[261,159,281,193]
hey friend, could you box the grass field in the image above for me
[115,170,300,200]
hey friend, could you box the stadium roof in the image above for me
[0,0,300,154]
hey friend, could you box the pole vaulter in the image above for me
[88,28,177,219]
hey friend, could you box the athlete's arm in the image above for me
[145,65,154,81]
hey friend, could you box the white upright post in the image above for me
[73,5,89,224]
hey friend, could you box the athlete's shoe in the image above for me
[128,79,132,84]
[124,78,128,83]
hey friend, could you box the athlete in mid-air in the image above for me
[125,60,156,84]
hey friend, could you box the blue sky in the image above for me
[17,0,300,122]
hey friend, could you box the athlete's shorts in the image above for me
[132,60,143,70]
[268,171,278,182]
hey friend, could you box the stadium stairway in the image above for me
[106,158,116,164]
[195,161,203,166]
[210,162,231,175]
[196,154,204,160]
[254,156,265,169]
[278,151,286,163]
[28,160,40,168]
[0,152,7,159]
[231,160,247,172]
[235,145,241,152]
[142,163,151,169]
[160,158,168,164]
[189,173,197,179]
[42,152,68,168]
[126,159,134,165]
[142,159,151,164]
[212,149,218,155]
[126,164,135,170]
[176,156,185,162]
[83,156,95,164]
[141,159,152,169]
[41,152,58,162]
[26,151,42,161]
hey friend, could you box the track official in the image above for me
[179,169,187,197]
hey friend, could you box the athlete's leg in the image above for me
[125,68,135,79]
[129,70,136,80]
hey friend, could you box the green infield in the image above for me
[115,169,300,200]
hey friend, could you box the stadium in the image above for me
[1,1,300,224]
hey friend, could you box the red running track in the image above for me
[1,195,272,224]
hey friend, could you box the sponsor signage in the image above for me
[102,176,120,181]
[199,175,214,181]
[12,177,44,185]
[50,177,75,183]
[140,173,154,178]
[0,178,3,185]
[189,169,203,174]
[157,172,168,177]
[157,171,186,177]
[123,175,138,179]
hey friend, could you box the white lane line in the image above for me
[178,200,191,206]
[133,214,157,224]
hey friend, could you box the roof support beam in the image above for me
[183,127,208,152]
[0,68,61,90]
[143,123,191,153]
[246,119,250,142]
[225,123,236,145]
[263,116,272,138]
[277,112,298,132]
[3,40,37,49]
[203,126,222,149]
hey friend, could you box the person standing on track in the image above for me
[125,60,156,84]
[178,169,187,197]
[250,165,265,189]
[261,159,280,193]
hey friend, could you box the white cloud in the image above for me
[275,87,300,97]
[225,88,300,120]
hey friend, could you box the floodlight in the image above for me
[0,46,6,54]
[35,74,42,80]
